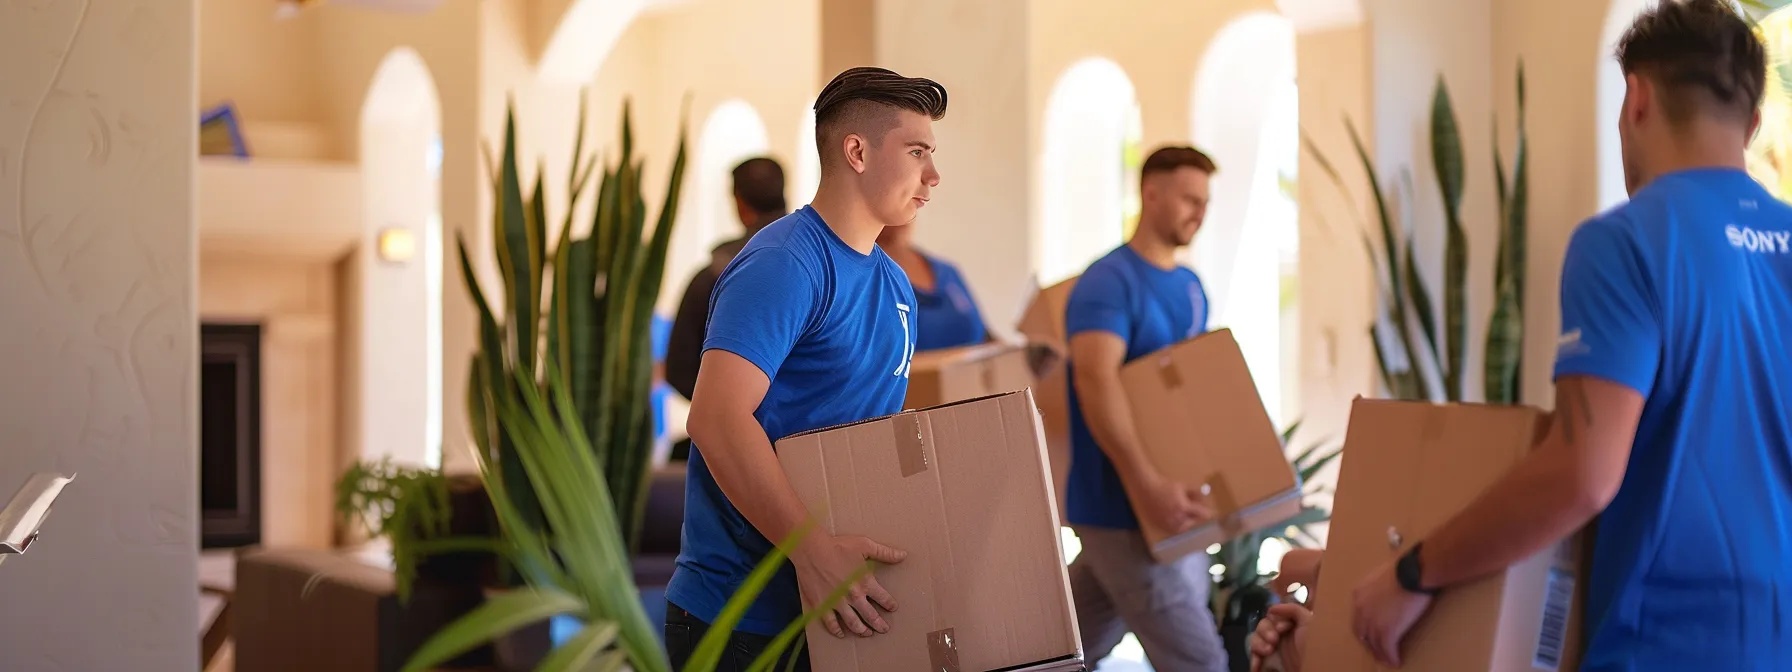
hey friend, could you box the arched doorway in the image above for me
[359,47,444,468]
[1191,12,1300,428]
[662,99,771,316]
[1038,57,1143,286]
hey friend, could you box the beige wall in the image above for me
[1295,25,1376,442]
[0,0,199,668]
[200,254,340,549]
[200,0,332,159]
[1495,0,1611,407]
[198,157,362,260]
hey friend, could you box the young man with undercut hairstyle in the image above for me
[664,66,946,670]
[1336,2,1792,670]
[1064,145,1228,671]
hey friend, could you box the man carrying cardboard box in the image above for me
[1062,145,1227,671]
[666,66,948,671]
[1257,3,1792,670]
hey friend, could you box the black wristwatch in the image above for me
[1396,542,1441,596]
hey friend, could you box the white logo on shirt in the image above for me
[1725,225,1791,254]
[893,302,914,379]
[1557,328,1589,357]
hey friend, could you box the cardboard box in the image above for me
[905,343,1034,411]
[1306,398,1585,672]
[777,390,1084,672]
[1118,328,1303,562]
[1015,277,1078,516]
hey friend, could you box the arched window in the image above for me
[360,47,443,468]
[662,99,770,316]
[1192,13,1300,428]
[1038,58,1142,286]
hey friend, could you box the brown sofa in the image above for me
[232,547,547,672]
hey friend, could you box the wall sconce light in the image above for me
[377,228,416,264]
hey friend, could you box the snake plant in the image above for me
[407,93,865,671]
[461,93,683,554]
[1304,65,1530,404]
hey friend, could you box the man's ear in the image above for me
[844,133,869,174]
[1623,74,1650,127]
[1748,107,1763,145]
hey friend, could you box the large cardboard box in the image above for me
[905,343,1034,411]
[1307,398,1585,672]
[1015,277,1078,516]
[1118,328,1303,562]
[777,390,1084,672]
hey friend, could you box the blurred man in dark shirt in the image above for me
[665,157,788,459]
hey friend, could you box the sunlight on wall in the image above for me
[1192,13,1299,428]
[663,99,770,316]
[359,47,443,468]
[1749,10,1792,199]
[1039,58,1141,286]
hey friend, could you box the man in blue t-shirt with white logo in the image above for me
[1346,2,1792,669]
[1063,145,1227,671]
[663,67,947,671]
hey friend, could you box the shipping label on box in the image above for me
[1306,398,1587,672]
[1116,328,1303,563]
[775,391,1084,672]
[905,343,1034,411]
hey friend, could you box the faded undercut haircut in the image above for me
[813,67,949,168]
[1616,0,1766,126]
[1141,145,1219,180]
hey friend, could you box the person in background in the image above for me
[665,157,788,460]
[1063,145,1226,671]
[877,222,1064,380]
[1252,3,1789,671]
[876,223,987,351]
[666,66,948,671]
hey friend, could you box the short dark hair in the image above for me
[1615,0,1766,126]
[731,157,786,214]
[813,67,949,166]
[1141,145,1218,179]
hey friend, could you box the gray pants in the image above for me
[1069,525,1228,672]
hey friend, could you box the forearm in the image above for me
[1074,371,1158,487]
[691,411,817,548]
[1419,445,1601,589]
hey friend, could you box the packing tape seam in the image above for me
[927,626,961,672]
[896,413,929,478]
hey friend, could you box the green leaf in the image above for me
[686,520,819,671]
[533,621,618,672]
[742,557,873,672]
[401,588,582,672]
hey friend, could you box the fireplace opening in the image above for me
[201,322,263,548]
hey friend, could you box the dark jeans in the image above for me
[664,601,811,672]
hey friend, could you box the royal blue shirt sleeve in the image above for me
[1552,219,1662,395]
[1065,265,1132,340]
[703,247,819,380]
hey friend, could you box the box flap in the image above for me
[1015,277,1078,352]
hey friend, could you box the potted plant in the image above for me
[1209,423,1341,672]
[1302,63,1530,404]
[395,93,869,672]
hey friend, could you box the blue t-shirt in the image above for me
[1062,245,1209,529]
[914,253,988,351]
[1553,168,1792,671]
[666,205,918,636]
